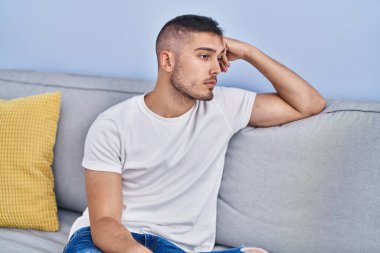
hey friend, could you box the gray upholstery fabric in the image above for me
[0,208,80,253]
[217,100,380,253]
[0,70,154,213]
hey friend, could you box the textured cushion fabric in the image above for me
[0,208,80,253]
[0,70,155,213]
[0,92,61,231]
[216,100,380,253]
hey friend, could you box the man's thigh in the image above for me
[63,227,102,253]
[144,233,185,253]
[63,228,185,253]
[63,227,267,253]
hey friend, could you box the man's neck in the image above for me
[144,83,196,118]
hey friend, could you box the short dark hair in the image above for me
[155,14,224,58]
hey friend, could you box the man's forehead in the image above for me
[185,32,224,53]
[180,32,223,45]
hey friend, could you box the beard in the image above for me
[170,60,214,101]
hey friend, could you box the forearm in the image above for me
[92,217,150,253]
[243,45,326,115]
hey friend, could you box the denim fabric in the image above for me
[63,227,102,253]
[63,226,246,253]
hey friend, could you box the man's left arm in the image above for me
[221,37,327,127]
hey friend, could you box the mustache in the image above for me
[204,77,217,83]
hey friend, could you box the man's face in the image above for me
[170,32,225,101]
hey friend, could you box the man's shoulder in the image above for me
[98,94,141,120]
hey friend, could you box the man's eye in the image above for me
[200,55,209,60]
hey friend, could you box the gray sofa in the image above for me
[0,69,379,253]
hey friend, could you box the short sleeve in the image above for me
[214,86,256,133]
[81,114,122,174]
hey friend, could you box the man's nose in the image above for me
[210,59,222,75]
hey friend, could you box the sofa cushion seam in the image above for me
[0,77,144,94]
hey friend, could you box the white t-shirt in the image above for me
[69,86,256,252]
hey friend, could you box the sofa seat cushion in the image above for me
[0,208,80,253]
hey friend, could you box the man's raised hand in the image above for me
[219,36,252,72]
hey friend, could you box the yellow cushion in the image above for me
[0,92,61,231]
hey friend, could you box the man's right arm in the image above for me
[85,168,152,253]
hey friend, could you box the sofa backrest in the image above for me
[2,70,380,252]
[0,70,154,212]
[217,99,380,252]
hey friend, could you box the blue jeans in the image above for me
[63,226,248,253]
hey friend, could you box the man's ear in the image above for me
[160,50,175,72]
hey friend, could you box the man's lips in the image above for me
[205,81,216,88]
[204,80,217,86]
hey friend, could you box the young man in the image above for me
[64,15,326,253]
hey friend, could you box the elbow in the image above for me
[300,97,327,117]
[309,97,327,116]
[315,97,327,113]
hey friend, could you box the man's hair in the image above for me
[155,14,224,60]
